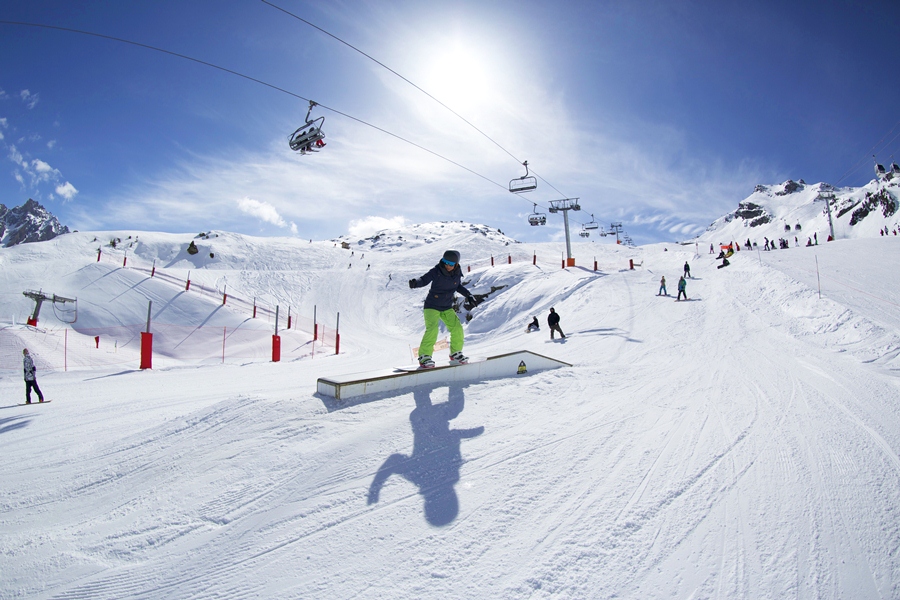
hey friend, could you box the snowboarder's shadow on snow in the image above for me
[367,384,483,527]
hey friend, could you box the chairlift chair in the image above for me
[891,161,900,179]
[509,161,537,193]
[579,230,590,238]
[528,204,547,226]
[289,101,326,154]
[874,155,888,180]
[584,214,599,230]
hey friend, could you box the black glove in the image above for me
[464,296,479,310]
[408,279,416,289]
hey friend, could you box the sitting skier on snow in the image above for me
[526,316,540,332]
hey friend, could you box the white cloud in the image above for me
[348,216,408,238]
[32,159,54,174]
[20,89,39,110]
[47,140,56,149]
[55,181,78,200]
[0,88,7,99]
[237,197,288,228]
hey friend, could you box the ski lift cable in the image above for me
[833,119,900,187]
[2,20,593,226]
[0,19,508,191]
[260,0,588,209]
[260,0,527,168]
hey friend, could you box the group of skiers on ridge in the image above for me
[409,250,567,369]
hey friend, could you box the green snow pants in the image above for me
[418,308,464,357]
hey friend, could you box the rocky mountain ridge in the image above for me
[0,199,70,247]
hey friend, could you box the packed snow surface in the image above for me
[2,223,900,599]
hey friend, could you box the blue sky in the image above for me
[1,0,899,245]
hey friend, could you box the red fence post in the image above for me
[335,312,341,355]
[533,253,536,266]
[467,265,471,273]
[491,256,494,267]
[272,335,281,362]
[140,332,153,369]
[253,299,257,318]
[97,248,102,262]
[594,258,598,271]
[185,271,191,291]
[94,335,100,348]
[629,259,634,270]
[508,255,512,264]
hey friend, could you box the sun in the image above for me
[424,42,494,112]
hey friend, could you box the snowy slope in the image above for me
[2,224,900,599]
[699,178,900,246]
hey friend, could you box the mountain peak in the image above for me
[0,198,70,247]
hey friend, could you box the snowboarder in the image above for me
[676,276,688,301]
[22,348,44,404]
[683,261,691,278]
[526,316,540,333]
[547,307,566,339]
[658,276,667,296]
[409,250,477,368]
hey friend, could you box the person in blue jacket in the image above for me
[409,250,477,368]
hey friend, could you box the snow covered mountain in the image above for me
[698,177,899,245]
[0,198,70,247]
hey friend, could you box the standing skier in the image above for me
[683,261,691,278]
[22,348,44,404]
[547,307,566,339]
[676,276,688,301]
[658,275,667,296]
[409,250,477,368]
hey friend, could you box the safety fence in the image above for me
[88,244,339,350]
[461,250,632,272]
[0,321,333,374]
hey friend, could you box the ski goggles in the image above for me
[441,258,456,267]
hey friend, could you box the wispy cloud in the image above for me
[6,144,77,201]
[20,89,39,110]
[237,196,295,234]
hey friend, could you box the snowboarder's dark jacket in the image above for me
[410,262,473,311]
[548,311,561,327]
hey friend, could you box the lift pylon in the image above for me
[23,290,77,327]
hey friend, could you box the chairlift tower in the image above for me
[23,290,77,327]
[817,191,836,241]
[608,222,623,244]
[548,198,581,266]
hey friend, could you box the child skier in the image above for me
[409,250,477,368]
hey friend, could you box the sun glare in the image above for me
[426,42,493,111]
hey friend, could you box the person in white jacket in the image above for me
[23,348,45,404]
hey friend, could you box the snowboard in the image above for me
[394,357,484,372]
[18,400,51,406]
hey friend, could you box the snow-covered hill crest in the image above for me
[699,178,899,244]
